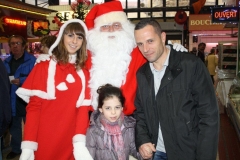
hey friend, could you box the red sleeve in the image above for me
[21,62,50,141]
[122,47,146,115]
[24,96,42,141]
[75,106,90,135]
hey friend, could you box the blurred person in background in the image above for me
[3,35,36,159]
[205,48,218,84]
[190,47,197,55]
[40,35,56,54]
[196,42,206,63]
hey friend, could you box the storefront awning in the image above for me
[0,0,57,18]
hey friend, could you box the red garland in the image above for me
[174,10,187,25]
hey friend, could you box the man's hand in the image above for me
[35,54,50,64]
[139,143,156,159]
[168,40,188,52]
[11,78,20,86]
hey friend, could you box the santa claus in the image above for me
[85,1,186,115]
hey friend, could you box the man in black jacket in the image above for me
[0,59,11,160]
[134,19,219,160]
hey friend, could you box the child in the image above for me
[16,19,92,160]
[86,84,142,160]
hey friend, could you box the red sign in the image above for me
[211,7,239,23]
[5,18,26,26]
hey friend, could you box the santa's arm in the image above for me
[122,48,147,115]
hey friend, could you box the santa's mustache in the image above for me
[87,29,135,54]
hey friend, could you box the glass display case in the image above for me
[227,75,240,140]
[218,41,238,79]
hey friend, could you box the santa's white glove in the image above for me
[35,54,50,64]
[19,149,34,160]
[20,141,37,160]
[73,141,93,160]
[73,134,93,160]
[168,40,188,52]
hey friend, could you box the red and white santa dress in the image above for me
[16,19,92,160]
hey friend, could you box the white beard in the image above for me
[87,25,136,109]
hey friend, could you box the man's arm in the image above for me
[134,82,156,159]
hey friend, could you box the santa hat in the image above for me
[85,1,128,30]
[48,19,88,56]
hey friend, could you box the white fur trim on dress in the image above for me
[48,19,88,56]
[66,74,75,83]
[16,59,91,106]
[21,141,38,151]
[47,60,56,99]
[73,134,86,143]
[94,11,128,28]
[16,59,57,102]
[56,82,68,91]
[81,99,91,106]
[16,88,50,103]
[76,70,85,107]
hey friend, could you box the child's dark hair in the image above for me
[97,84,125,109]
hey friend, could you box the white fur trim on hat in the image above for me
[48,19,88,56]
[94,11,128,28]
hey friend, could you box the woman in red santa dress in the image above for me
[16,19,93,160]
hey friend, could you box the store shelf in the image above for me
[218,41,238,73]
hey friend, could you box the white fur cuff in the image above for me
[21,141,38,151]
[73,134,86,143]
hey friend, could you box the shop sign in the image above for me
[211,7,239,23]
[5,18,26,26]
[55,11,74,22]
[0,8,27,38]
[189,14,238,31]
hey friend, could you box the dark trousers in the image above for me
[210,75,214,84]
[153,150,168,160]
[9,116,25,153]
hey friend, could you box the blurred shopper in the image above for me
[205,48,218,84]
[0,59,11,160]
[190,47,197,55]
[196,42,206,63]
[40,35,56,54]
[3,35,36,159]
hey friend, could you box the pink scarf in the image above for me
[100,112,126,160]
